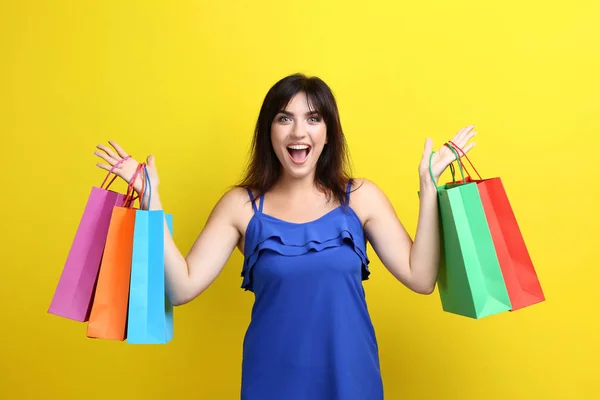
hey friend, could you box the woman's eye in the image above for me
[308,116,321,122]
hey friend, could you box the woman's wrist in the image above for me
[137,186,163,210]
[419,172,438,193]
[149,192,163,210]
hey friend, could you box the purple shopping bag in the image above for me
[48,157,130,322]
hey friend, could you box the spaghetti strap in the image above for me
[345,179,353,205]
[247,188,258,214]
[247,188,264,214]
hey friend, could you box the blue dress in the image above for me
[240,182,384,399]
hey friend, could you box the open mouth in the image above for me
[286,144,312,164]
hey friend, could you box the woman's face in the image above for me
[271,92,327,181]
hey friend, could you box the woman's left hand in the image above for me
[419,125,477,185]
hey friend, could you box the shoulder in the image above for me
[348,178,388,204]
[218,185,253,207]
[347,178,393,225]
[209,186,255,232]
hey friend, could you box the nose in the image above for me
[290,121,307,139]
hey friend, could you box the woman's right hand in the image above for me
[94,140,160,194]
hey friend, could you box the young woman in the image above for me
[94,73,476,399]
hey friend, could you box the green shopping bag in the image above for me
[431,144,511,319]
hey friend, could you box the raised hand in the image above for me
[419,125,477,184]
[94,141,159,194]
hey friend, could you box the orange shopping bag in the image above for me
[86,164,145,340]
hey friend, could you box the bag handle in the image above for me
[448,140,483,180]
[130,162,151,210]
[140,163,152,210]
[100,155,131,190]
[449,162,457,182]
[123,163,146,208]
[445,143,473,183]
[446,144,465,184]
[429,143,465,190]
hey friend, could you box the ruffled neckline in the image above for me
[253,205,346,226]
[241,206,370,291]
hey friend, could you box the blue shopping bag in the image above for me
[127,164,174,344]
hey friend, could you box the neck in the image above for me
[274,171,318,196]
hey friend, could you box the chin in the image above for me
[277,157,313,178]
[284,166,315,180]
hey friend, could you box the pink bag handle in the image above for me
[100,155,131,189]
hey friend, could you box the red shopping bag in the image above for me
[445,142,545,311]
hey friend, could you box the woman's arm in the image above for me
[357,126,477,294]
[95,143,247,306]
[358,176,440,294]
[147,188,245,306]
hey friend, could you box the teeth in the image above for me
[287,145,309,150]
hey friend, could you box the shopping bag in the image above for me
[48,156,130,322]
[127,164,174,344]
[446,141,545,311]
[432,145,511,319]
[86,164,145,340]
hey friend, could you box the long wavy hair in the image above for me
[238,73,353,206]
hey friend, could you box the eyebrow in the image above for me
[278,110,321,117]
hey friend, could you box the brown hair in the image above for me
[238,73,353,206]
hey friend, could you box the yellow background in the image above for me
[1,1,598,399]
